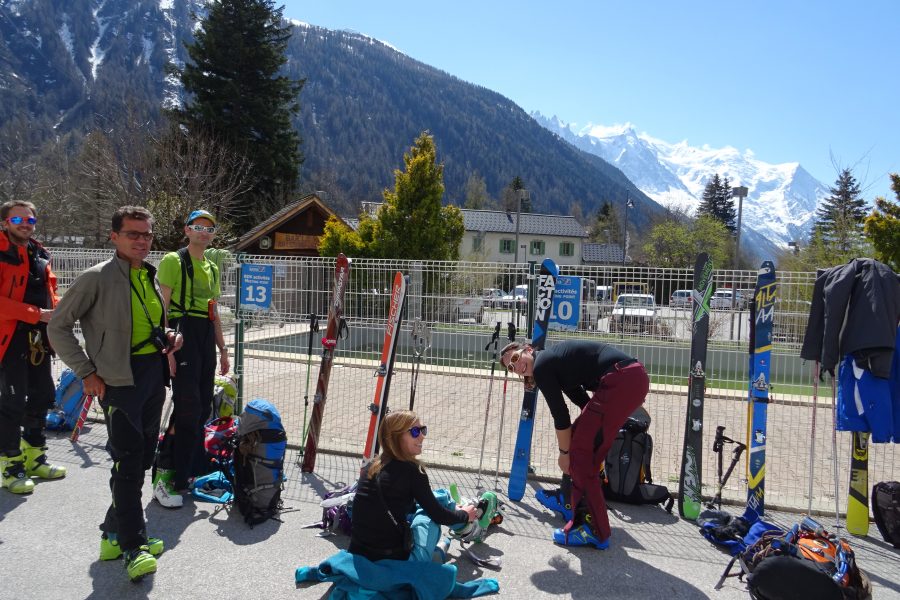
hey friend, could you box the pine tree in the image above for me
[501,176,530,212]
[717,175,737,232]
[814,168,868,253]
[174,0,303,234]
[697,173,737,233]
[697,174,721,219]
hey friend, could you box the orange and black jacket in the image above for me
[0,231,58,362]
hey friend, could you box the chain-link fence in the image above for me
[48,248,897,515]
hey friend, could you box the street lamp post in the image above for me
[622,194,634,266]
[730,185,749,340]
[514,189,528,264]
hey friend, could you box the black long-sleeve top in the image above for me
[532,340,633,430]
[349,459,468,562]
[800,258,900,378]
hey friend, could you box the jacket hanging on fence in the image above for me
[837,328,900,442]
[800,258,900,379]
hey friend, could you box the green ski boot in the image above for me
[100,533,164,560]
[1,452,35,494]
[124,546,157,582]
[476,491,500,532]
[21,440,67,479]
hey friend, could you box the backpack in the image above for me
[45,369,86,431]
[232,399,287,526]
[171,246,219,319]
[735,517,871,600]
[601,407,673,511]
[872,481,900,548]
[212,374,237,419]
[320,482,357,536]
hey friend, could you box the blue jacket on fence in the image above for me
[837,330,900,442]
[295,550,499,600]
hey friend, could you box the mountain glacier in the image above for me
[534,114,830,257]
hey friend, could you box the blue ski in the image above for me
[743,261,777,523]
[508,258,558,501]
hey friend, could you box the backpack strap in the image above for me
[171,247,218,319]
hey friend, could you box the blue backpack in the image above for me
[232,399,287,526]
[46,369,86,431]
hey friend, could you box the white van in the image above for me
[670,289,692,308]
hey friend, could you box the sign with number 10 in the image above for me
[550,275,581,331]
[240,264,273,310]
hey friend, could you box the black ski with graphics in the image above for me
[679,253,714,519]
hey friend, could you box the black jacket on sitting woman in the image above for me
[349,410,471,562]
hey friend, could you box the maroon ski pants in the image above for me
[566,359,649,542]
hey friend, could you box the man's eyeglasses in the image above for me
[6,216,37,225]
[118,230,155,241]
[187,224,217,234]
[408,425,428,438]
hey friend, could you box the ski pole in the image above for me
[830,371,841,529]
[408,318,431,410]
[70,394,94,442]
[808,361,819,514]
[475,322,502,489]
[300,310,320,451]
[712,440,746,509]
[493,322,516,491]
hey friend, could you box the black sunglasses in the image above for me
[408,425,428,438]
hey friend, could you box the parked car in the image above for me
[608,293,658,334]
[711,289,748,310]
[499,284,528,309]
[670,289,693,309]
[482,287,505,308]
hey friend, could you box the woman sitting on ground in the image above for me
[350,410,477,562]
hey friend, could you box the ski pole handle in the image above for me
[713,425,725,453]
[485,321,501,351]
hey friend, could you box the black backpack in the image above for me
[601,407,673,511]
[872,481,900,548]
[232,399,287,526]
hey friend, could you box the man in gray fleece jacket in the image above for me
[48,206,182,582]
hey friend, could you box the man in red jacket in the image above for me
[0,200,66,494]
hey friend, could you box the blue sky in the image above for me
[282,1,899,200]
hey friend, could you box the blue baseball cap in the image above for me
[186,209,217,226]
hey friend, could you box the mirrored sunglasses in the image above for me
[7,216,37,225]
[408,425,428,438]
[119,230,155,241]
[188,224,217,234]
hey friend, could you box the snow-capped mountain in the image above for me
[534,114,830,255]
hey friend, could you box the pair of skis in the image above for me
[361,271,409,474]
[678,257,777,523]
[508,258,559,502]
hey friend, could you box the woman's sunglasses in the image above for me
[408,425,428,438]
[505,350,523,371]
[7,216,37,225]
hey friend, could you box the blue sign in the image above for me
[550,275,581,331]
[239,264,273,310]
